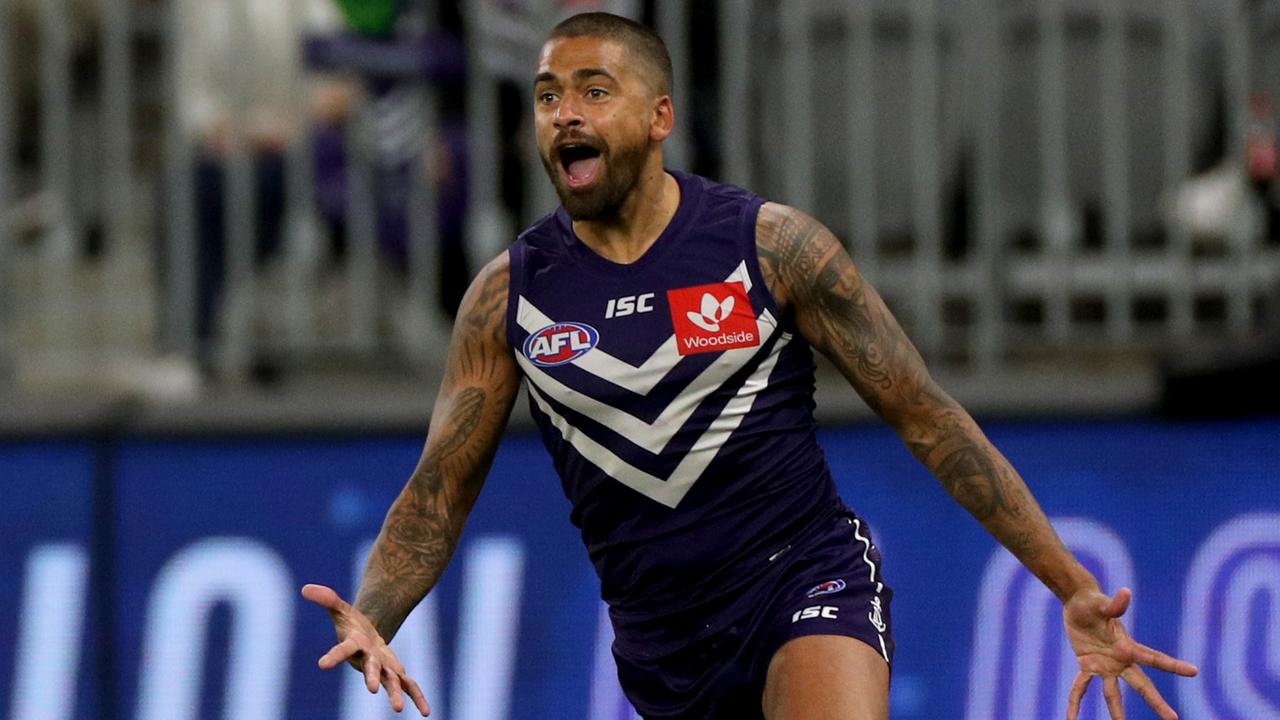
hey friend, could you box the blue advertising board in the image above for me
[0,442,97,720]
[2,419,1278,719]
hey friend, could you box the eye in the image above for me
[538,91,559,105]
[586,87,608,100]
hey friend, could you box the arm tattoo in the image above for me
[757,204,911,412]
[432,388,486,459]
[756,203,1093,600]
[933,445,1006,522]
[460,261,512,347]
[354,256,520,639]
[756,207,897,413]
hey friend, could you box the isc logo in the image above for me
[523,322,599,367]
[792,605,839,623]
[605,292,655,319]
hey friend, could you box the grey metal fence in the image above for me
[0,0,161,392]
[161,0,453,381]
[0,0,1277,401]
[0,4,12,383]
[719,0,1279,372]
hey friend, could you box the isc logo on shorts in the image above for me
[792,605,839,623]
[523,322,599,367]
[666,281,759,356]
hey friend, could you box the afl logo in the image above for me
[523,322,599,367]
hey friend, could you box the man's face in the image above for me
[533,36,660,221]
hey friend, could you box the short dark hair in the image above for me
[548,12,673,97]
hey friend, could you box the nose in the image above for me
[553,95,583,130]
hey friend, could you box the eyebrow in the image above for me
[534,67,617,87]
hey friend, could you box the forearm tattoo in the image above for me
[354,259,519,639]
[756,204,1085,599]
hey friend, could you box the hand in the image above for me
[1064,587,1198,720]
[302,583,431,716]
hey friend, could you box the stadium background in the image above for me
[1,0,1278,718]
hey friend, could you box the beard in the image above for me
[540,131,650,221]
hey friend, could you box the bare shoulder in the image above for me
[455,251,512,347]
[436,248,522,403]
[754,201,849,312]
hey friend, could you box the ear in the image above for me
[649,95,675,142]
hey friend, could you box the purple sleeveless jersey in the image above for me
[506,171,845,653]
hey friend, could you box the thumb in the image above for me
[301,583,348,614]
[1099,587,1132,618]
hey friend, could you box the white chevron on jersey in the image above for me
[515,261,755,397]
[527,332,792,508]
[515,308,778,454]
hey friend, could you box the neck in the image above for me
[571,155,679,265]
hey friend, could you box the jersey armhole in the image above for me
[739,196,786,322]
[505,241,527,353]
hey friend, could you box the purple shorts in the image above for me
[612,509,894,719]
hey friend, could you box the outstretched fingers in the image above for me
[372,661,431,716]
[1069,666,1187,720]
[1122,667,1179,720]
[402,674,431,716]
[303,583,429,714]
[1103,676,1125,719]
[364,655,383,694]
[382,666,405,712]
[1066,672,1092,720]
[1127,641,1199,677]
[318,637,362,670]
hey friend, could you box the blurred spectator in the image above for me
[6,0,102,252]
[306,0,471,315]
[172,0,347,370]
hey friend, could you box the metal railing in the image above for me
[0,0,160,391]
[161,0,455,379]
[0,5,11,383]
[0,0,1277,401]
[718,0,1280,370]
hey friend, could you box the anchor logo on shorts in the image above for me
[868,596,887,633]
[805,578,847,598]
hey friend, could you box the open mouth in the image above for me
[558,144,603,189]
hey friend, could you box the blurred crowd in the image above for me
[0,0,1277,399]
[3,0,480,381]
[175,0,471,368]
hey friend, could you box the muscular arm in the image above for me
[354,253,521,640]
[755,202,1096,601]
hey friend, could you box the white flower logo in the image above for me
[686,292,735,332]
